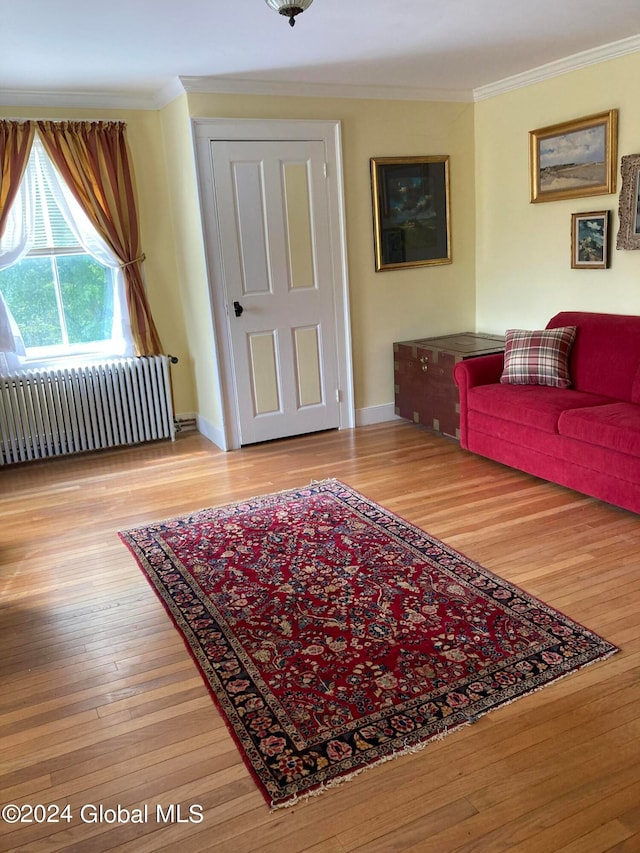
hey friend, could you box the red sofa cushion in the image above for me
[547,312,640,401]
[468,409,640,483]
[466,413,640,513]
[467,383,613,434]
[558,403,640,458]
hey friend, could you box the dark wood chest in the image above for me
[394,332,504,438]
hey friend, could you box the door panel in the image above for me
[283,162,315,290]
[248,331,281,415]
[211,139,340,444]
[233,161,271,296]
[293,325,323,407]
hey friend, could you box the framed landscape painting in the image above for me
[571,211,609,269]
[370,155,451,271]
[530,110,618,203]
[616,153,640,250]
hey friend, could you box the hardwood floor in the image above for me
[1,421,639,852]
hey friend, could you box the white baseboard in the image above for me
[188,406,398,447]
[174,411,226,450]
[195,414,227,451]
[355,403,402,427]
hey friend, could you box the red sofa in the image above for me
[454,311,640,514]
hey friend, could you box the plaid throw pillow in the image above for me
[500,326,577,388]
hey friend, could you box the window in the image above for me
[0,141,124,362]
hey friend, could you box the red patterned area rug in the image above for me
[119,479,618,809]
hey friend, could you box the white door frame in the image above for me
[193,117,354,450]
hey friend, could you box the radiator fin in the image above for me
[0,356,175,465]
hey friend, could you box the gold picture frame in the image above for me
[571,211,609,269]
[370,155,451,271]
[616,154,640,250]
[529,110,618,204]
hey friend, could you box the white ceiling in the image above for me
[3,0,640,108]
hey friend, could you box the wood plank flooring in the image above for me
[1,421,639,852]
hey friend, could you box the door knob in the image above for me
[233,301,244,318]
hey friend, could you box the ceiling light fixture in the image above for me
[265,0,314,27]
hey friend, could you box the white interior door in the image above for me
[211,139,341,445]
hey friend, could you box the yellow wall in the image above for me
[157,95,222,429]
[185,93,477,414]
[475,51,640,334]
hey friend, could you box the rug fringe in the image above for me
[269,646,620,811]
[269,720,470,811]
[118,479,339,534]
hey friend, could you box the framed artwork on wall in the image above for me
[370,155,451,271]
[571,211,609,269]
[616,153,640,250]
[529,110,618,203]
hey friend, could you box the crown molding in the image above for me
[474,33,640,101]
[153,78,188,109]
[179,75,472,103]
[0,87,159,111]
[3,32,638,113]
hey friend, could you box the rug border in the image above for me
[118,531,274,807]
[118,478,619,810]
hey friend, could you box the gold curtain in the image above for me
[0,120,35,239]
[36,120,162,356]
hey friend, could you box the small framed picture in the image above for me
[571,211,609,269]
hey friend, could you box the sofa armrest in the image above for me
[454,352,504,389]
[454,353,504,448]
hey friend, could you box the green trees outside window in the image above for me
[0,253,113,351]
